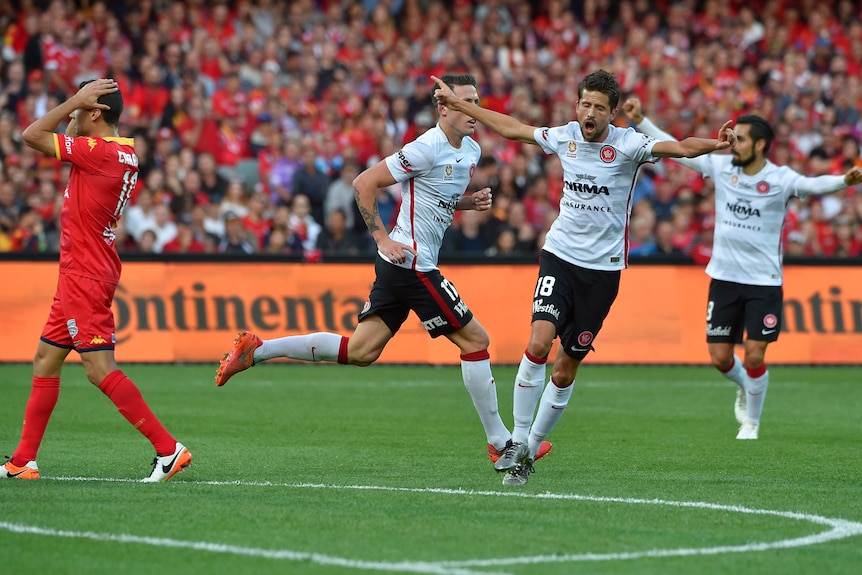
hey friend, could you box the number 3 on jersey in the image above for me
[114,170,138,218]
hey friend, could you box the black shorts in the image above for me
[532,250,621,360]
[706,279,783,344]
[357,255,474,338]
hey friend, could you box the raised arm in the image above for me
[653,121,735,159]
[621,97,728,173]
[22,79,117,156]
[431,75,538,144]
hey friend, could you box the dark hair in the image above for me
[578,70,621,109]
[736,115,775,154]
[79,79,124,126]
[431,73,478,106]
[477,155,497,168]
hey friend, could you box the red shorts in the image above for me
[41,273,117,352]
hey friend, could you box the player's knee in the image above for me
[467,330,490,353]
[32,348,64,378]
[78,352,118,385]
[348,349,380,367]
[708,349,732,370]
[83,364,111,385]
[743,354,765,371]
[550,367,576,388]
[526,339,553,359]
[710,355,730,371]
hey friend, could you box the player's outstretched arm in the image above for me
[353,162,417,264]
[623,97,717,173]
[22,79,117,156]
[667,120,736,158]
[795,165,862,196]
[431,75,537,144]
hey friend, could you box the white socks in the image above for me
[528,379,573,458]
[254,332,344,363]
[512,354,546,445]
[720,355,769,425]
[720,355,746,392]
[461,357,511,449]
[745,370,769,425]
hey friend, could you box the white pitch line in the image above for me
[0,521,507,575]
[7,476,862,572]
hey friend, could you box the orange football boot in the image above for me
[2,458,40,480]
[488,440,552,463]
[215,331,263,387]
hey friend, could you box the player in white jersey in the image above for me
[433,70,736,484]
[623,97,862,440]
[216,74,553,470]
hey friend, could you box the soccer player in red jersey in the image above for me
[2,79,191,482]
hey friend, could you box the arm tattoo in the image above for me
[356,190,380,232]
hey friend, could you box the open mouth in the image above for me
[583,120,596,132]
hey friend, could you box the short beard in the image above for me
[731,153,756,168]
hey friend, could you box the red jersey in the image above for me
[53,134,139,285]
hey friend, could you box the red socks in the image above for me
[11,377,60,466]
[337,336,349,364]
[746,364,767,379]
[525,350,548,365]
[99,370,176,456]
[460,350,491,362]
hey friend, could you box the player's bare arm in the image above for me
[652,120,736,159]
[621,97,645,125]
[431,75,536,144]
[623,96,712,174]
[623,96,737,157]
[457,188,493,211]
[353,161,417,262]
[22,78,118,156]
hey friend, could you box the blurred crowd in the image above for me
[1,0,862,261]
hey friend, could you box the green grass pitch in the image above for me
[1,362,861,575]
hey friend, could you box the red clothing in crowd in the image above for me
[177,115,221,158]
[482,93,511,115]
[690,239,713,266]
[129,82,170,124]
[813,220,836,255]
[44,41,80,93]
[212,87,247,119]
[162,236,206,253]
[215,124,249,167]
[4,14,32,55]
[241,215,272,250]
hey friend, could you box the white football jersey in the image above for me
[701,155,818,285]
[384,124,481,272]
[636,117,848,286]
[534,122,659,270]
